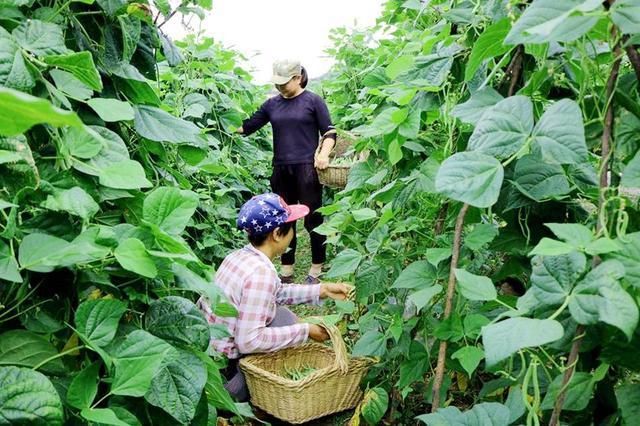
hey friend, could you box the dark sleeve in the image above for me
[242,99,270,136]
[313,95,334,136]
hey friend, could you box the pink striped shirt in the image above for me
[197,244,320,359]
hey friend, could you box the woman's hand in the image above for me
[315,153,330,170]
[320,283,354,301]
[308,324,330,342]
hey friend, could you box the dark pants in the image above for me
[270,164,326,265]
[223,307,299,402]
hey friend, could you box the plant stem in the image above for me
[31,345,86,371]
[431,203,469,412]
[548,22,622,426]
[505,45,525,96]
[623,36,640,82]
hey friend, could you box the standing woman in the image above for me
[236,59,336,284]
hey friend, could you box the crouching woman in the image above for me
[197,193,351,401]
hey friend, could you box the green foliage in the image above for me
[317,0,640,422]
[0,0,269,423]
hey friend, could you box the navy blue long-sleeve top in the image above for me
[241,90,334,166]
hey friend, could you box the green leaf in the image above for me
[143,187,199,235]
[454,269,497,301]
[417,402,511,425]
[452,87,504,125]
[0,86,82,136]
[369,107,401,135]
[482,318,564,367]
[468,95,533,159]
[532,99,588,165]
[133,105,200,144]
[88,98,135,122]
[361,387,389,425]
[44,52,102,91]
[43,187,99,220]
[114,238,157,278]
[529,238,575,256]
[97,0,126,15]
[435,151,504,208]
[111,330,174,397]
[465,19,512,81]
[540,372,597,411]
[81,408,130,426]
[50,69,92,101]
[621,150,640,188]
[119,16,141,62]
[0,330,66,374]
[386,55,415,79]
[425,247,451,267]
[585,237,620,256]
[160,33,183,66]
[398,342,429,389]
[527,252,586,307]
[505,0,602,45]
[399,108,421,139]
[611,232,640,288]
[72,126,129,176]
[0,28,35,91]
[352,329,387,357]
[144,349,206,424]
[61,125,105,159]
[146,297,210,351]
[67,362,100,409]
[12,20,67,56]
[75,299,127,347]
[0,366,63,425]
[465,224,499,250]
[98,159,152,189]
[0,149,22,164]
[392,260,437,289]
[18,233,70,272]
[413,46,457,87]
[451,346,485,377]
[352,207,377,222]
[616,384,640,425]
[512,155,571,201]
[387,139,403,164]
[0,240,21,282]
[408,285,443,313]
[546,223,593,246]
[325,249,363,278]
[569,260,638,339]
[611,0,640,34]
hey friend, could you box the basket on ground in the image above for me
[315,130,367,189]
[239,324,375,424]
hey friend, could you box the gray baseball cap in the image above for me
[271,59,302,85]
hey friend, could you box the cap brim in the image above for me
[271,75,292,85]
[285,204,310,222]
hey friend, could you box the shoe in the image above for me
[279,274,295,284]
[304,275,320,285]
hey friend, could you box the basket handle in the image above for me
[319,322,349,374]
[315,130,338,159]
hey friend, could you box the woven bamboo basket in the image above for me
[315,131,367,189]
[239,324,375,424]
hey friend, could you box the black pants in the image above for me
[270,164,326,265]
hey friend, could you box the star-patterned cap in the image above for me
[237,193,310,236]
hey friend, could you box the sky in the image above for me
[163,0,384,84]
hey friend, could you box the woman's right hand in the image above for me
[308,324,330,342]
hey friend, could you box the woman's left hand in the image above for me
[320,283,354,300]
[315,153,330,170]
